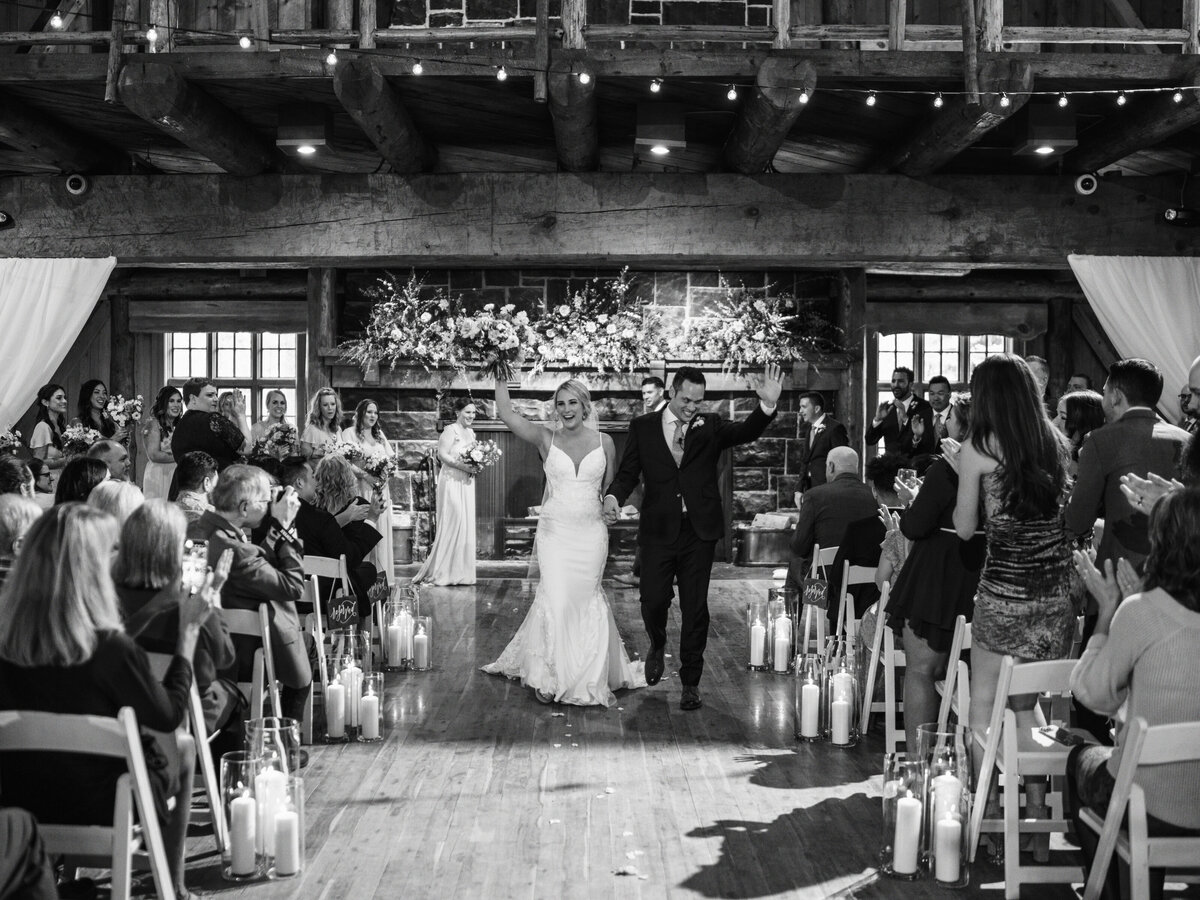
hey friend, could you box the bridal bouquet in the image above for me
[105,394,143,429]
[360,451,402,483]
[62,423,102,456]
[326,440,364,461]
[0,428,20,455]
[459,439,502,471]
[251,422,298,458]
[456,303,537,381]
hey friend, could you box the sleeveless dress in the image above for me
[972,472,1079,661]
[413,423,476,586]
[141,426,176,501]
[342,428,395,584]
[482,437,646,707]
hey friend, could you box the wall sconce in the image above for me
[635,103,686,157]
[276,104,331,157]
[1013,103,1077,157]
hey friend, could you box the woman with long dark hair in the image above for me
[29,383,68,487]
[54,457,110,505]
[412,396,479,586]
[1052,389,1106,478]
[140,386,183,500]
[74,379,125,443]
[342,398,395,584]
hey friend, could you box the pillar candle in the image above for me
[342,665,362,727]
[254,768,286,856]
[361,693,380,739]
[229,794,257,876]
[386,625,403,664]
[273,810,301,876]
[399,611,414,658]
[892,794,922,875]
[773,615,792,672]
[326,681,345,738]
[800,683,820,737]
[831,671,853,702]
[414,629,429,669]
[749,622,766,666]
[830,698,851,744]
[931,773,963,822]
[934,815,962,882]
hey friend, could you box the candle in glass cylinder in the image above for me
[931,772,963,822]
[892,793,922,875]
[360,691,380,740]
[934,815,962,882]
[341,664,362,727]
[800,683,820,738]
[229,794,257,876]
[831,670,853,702]
[413,626,429,670]
[830,698,851,744]
[386,625,403,664]
[326,680,345,738]
[254,768,286,856]
[772,615,791,672]
[749,620,766,667]
[273,810,301,876]
[399,610,414,658]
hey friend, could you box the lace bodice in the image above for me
[542,442,604,522]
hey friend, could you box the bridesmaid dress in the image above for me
[343,427,396,584]
[413,422,476,586]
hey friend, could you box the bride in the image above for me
[482,377,646,707]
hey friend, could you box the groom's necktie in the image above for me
[671,419,686,467]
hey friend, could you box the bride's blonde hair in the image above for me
[550,380,594,425]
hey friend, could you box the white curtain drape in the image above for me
[1067,255,1200,420]
[0,258,117,429]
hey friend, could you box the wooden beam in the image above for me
[129,299,307,332]
[834,269,866,456]
[332,58,436,174]
[104,0,135,104]
[117,60,276,176]
[869,59,1033,175]
[358,0,376,49]
[868,275,1084,300]
[147,0,176,53]
[110,270,309,298]
[723,58,817,175]
[307,269,336,400]
[866,300,1049,338]
[979,0,1003,51]
[562,0,585,49]
[773,0,792,49]
[1046,296,1074,400]
[961,0,979,103]
[1099,0,1159,54]
[329,0,352,46]
[1067,73,1200,174]
[1072,300,1120,370]
[547,56,598,172]
[534,0,549,103]
[0,91,119,174]
[821,0,855,50]
[110,296,136,397]
[2,173,1195,268]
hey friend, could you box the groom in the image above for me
[603,363,783,710]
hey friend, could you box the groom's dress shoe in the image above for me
[680,686,702,710]
[645,646,665,685]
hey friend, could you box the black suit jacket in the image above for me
[608,405,776,544]
[293,500,380,610]
[865,396,935,458]
[798,416,850,490]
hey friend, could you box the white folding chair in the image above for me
[220,607,275,720]
[0,708,176,900]
[834,560,877,644]
[968,655,1083,899]
[935,614,972,732]
[798,544,839,654]
[1081,717,1200,900]
[859,582,889,737]
[305,553,382,666]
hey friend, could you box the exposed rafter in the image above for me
[332,57,436,174]
[547,55,598,172]
[0,90,121,173]
[723,58,817,175]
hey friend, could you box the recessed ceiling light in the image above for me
[650,145,670,156]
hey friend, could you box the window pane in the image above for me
[923,333,959,383]
[167,332,208,379]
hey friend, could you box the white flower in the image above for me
[585,322,597,334]
[597,314,609,324]
[692,417,706,429]
[752,331,765,341]
[483,303,495,312]
[420,312,432,323]
[606,323,617,334]
[622,328,635,339]
[558,304,571,317]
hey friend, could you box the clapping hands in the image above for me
[940,437,962,474]
[1120,472,1182,516]
[1073,549,1143,619]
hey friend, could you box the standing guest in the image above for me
[300,387,343,459]
[341,399,395,585]
[171,378,250,472]
[188,465,311,722]
[140,386,182,500]
[885,391,986,750]
[53,457,109,505]
[1069,373,1094,392]
[0,494,41,586]
[865,367,934,459]
[413,397,479,586]
[1069,487,1200,900]
[1052,389,1107,478]
[0,503,208,900]
[641,376,667,414]
[1025,355,1052,410]
[73,379,126,443]
[1065,358,1189,568]
[924,375,953,450]
[797,391,849,491]
[0,458,34,499]
[1177,383,1199,433]
[86,439,130,482]
[251,390,296,457]
[25,458,54,509]
[88,480,145,527]
[174,451,218,523]
[217,391,240,427]
[949,354,1075,842]
[28,383,68,486]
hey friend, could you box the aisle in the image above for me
[183,578,1084,899]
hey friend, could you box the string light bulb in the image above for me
[238,34,252,49]
[412,60,424,75]
[1174,89,1185,103]
[1116,91,1127,106]
[999,92,1011,108]
[1058,93,1069,108]
[49,11,63,28]
[933,93,944,109]
[325,48,338,65]
[866,91,876,107]
[496,65,508,81]
[650,77,663,93]
[576,70,591,85]
[798,88,809,104]
[726,84,738,101]
[146,25,158,43]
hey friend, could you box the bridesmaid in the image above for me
[251,390,296,457]
[342,399,395,585]
[74,379,127,444]
[217,392,240,428]
[300,388,343,459]
[140,387,182,500]
[29,383,68,488]
[413,397,479,587]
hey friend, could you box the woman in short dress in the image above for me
[341,399,395,586]
[300,387,342,460]
[140,386,182,500]
[413,397,478,586]
[29,383,68,491]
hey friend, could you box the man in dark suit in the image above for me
[604,364,783,710]
[865,367,934,459]
[797,391,849,491]
[187,464,312,722]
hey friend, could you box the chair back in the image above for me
[859,582,889,735]
[221,606,279,718]
[835,561,877,640]
[936,615,972,731]
[303,554,352,612]
[810,544,839,579]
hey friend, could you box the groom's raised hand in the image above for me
[755,362,784,408]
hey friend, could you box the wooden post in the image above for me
[561,0,585,49]
[148,0,176,52]
[534,0,549,102]
[252,0,270,50]
[888,0,906,50]
[1185,0,1200,54]
[792,0,821,48]
[773,0,791,48]
[1046,297,1074,403]
[330,0,353,46]
[104,0,136,103]
[359,0,376,48]
[307,268,336,403]
[961,0,980,103]
[822,0,854,49]
[835,269,867,465]
[978,0,1003,52]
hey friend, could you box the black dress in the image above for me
[171,409,245,470]
[885,458,986,653]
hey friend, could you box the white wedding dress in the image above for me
[482,436,645,707]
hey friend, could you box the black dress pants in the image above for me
[639,517,716,687]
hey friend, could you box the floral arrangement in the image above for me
[455,303,537,381]
[459,439,502,471]
[250,422,298,459]
[0,428,20,455]
[326,440,364,461]
[359,452,402,483]
[105,394,143,429]
[62,424,102,456]
[341,273,466,373]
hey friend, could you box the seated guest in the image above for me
[88,480,145,527]
[0,495,41,586]
[0,458,34,498]
[279,457,380,618]
[1070,487,1200,900]
[0,807,57,900]
[114,501,238,735]
[53,457,109,504]
[85,439,130,481]
[1053,389,1106,478]
[171,378,250,472]
[0,503,210,899]
[188,465,311,722]
[25,458,55,508]
[174,451,218,521]
[313,453,376,525]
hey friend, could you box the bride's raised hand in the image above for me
[755,362,784,407]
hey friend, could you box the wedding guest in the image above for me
[217,391,239,427]
[1069,373,1094,392]
[865,367,934,459]
[53,457,109,504]
[300,387,343,459]
[28,383,68,482]
[1052,389,1106,477]
[641,376,667,413]
[0,503,207,899]
[140,386,182,500]
[886,391,986,750]
[86,439,130,481]
[797,391,849,491]
[0,494,40,586]
[174,451,217,523]
[1178,384,1199,434]
[413,397,479,586]
[171,378,250,472]
[1069,487,1200,900]
[73,379,126,443]
[251,389,296,457]
[924,375,953,450]
[341,398,395,584]
[88,480,145,527]
[0,458,33,498]
[25,458,54,508]
[313,454,372,520]
[114,500,238,735]
[1025,354,1051,409]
